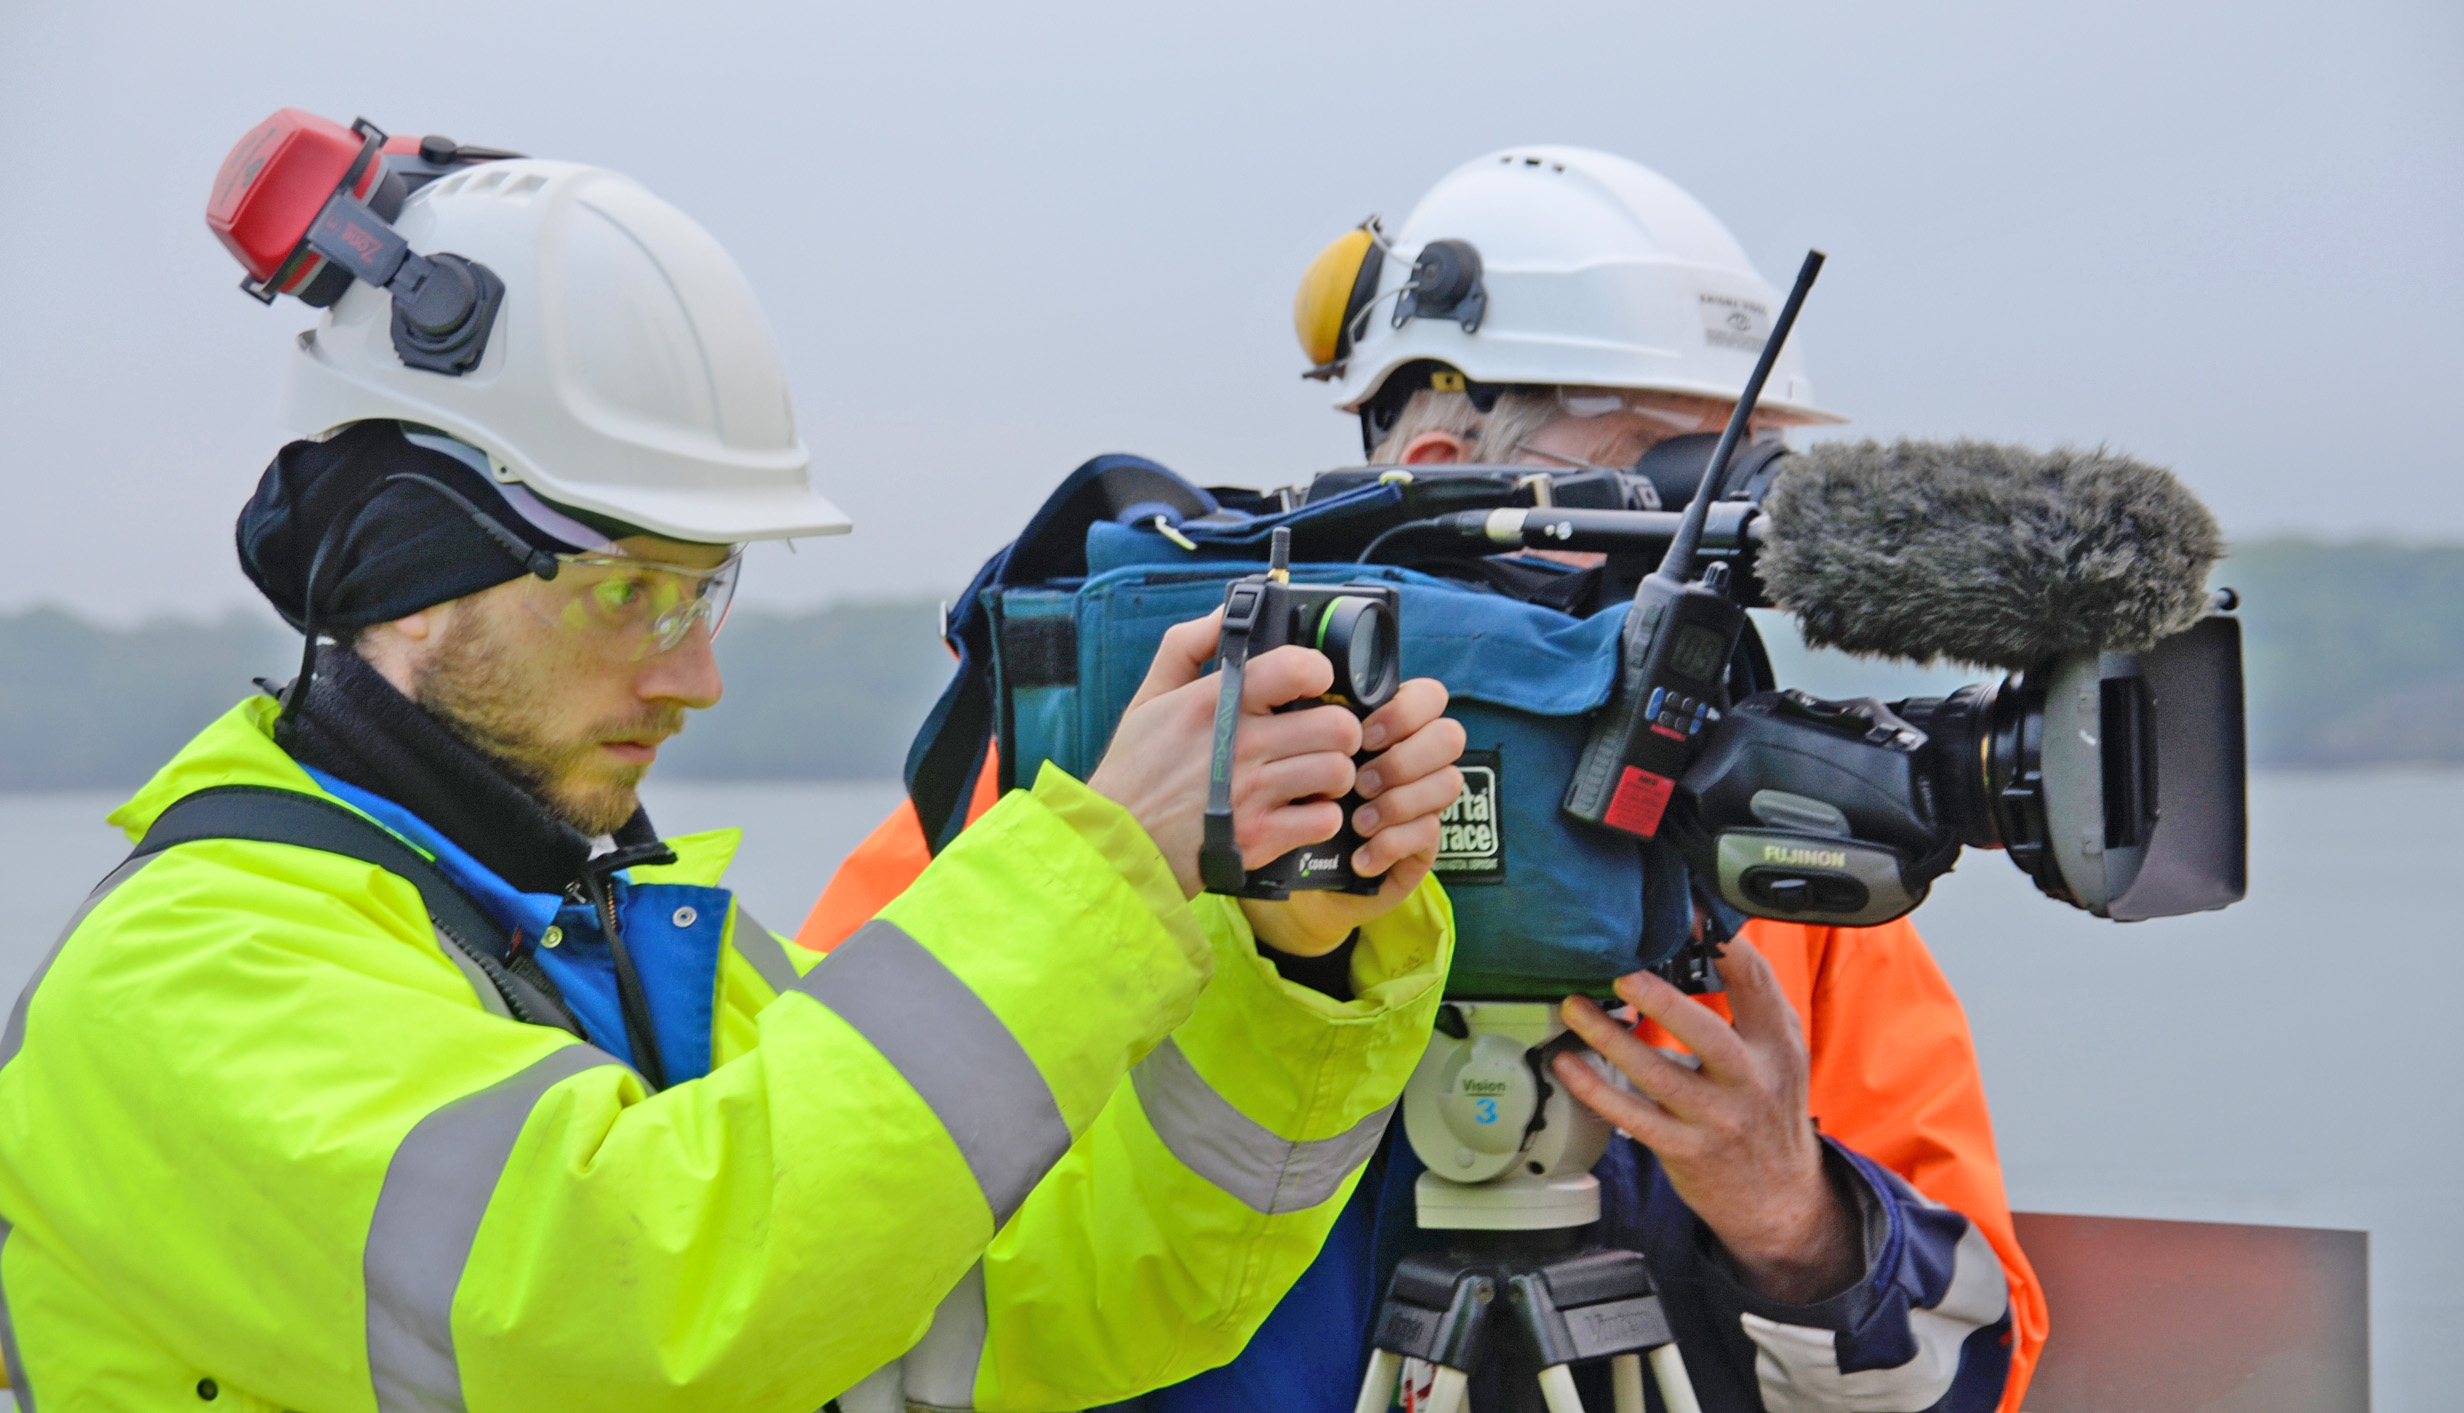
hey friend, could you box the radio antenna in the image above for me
[1655,250,1825,585]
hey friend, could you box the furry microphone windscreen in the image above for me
[1757,439,2225,668]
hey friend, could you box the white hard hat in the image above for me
[1295,145,1845,428]
[282,159,849,544]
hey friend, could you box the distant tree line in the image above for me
[0,602,955,791]
[2222,540,2464,767]
[0,538,2456,792]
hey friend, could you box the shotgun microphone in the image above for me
[1756,438,2225,668]
[1419,437,2224,670]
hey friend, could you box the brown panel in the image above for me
[2012,1212,2368,1413]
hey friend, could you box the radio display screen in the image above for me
[1669,622,1727,682]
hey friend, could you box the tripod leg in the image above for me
[1422,1366,1471,1413]
[1537,1364,1588,1413]
[1354,1349,1402,1413]
[1649,1342,1704,1413]
[1610,1353,1644,1413]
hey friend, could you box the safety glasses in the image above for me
[522,547,743,661]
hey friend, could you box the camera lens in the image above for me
[1317,596,1399,710]
[1895,674,2067,901]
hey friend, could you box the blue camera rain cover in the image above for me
[992,540,1696,997]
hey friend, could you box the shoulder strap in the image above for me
[133,785,584,1037]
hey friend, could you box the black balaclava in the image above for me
[236,419,605,634]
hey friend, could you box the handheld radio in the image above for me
[1562,250,1827,839]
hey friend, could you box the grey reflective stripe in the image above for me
[899,1260,987,1410]
[830,1362,906,1413]
[732,906,803,997]
[791,921,1068,1224]
[0,1219,31,1411]
[365,1045,615,1412]
[0,854,162,1071]
[1131,1037,1392,1215]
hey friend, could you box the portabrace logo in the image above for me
[1434,754,1505,885]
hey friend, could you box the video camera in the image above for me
[911,259,2241,1015]
[1197,252,2244,943]
[1281,456,2249,938]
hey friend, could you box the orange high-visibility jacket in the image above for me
[797,762,2049,1411]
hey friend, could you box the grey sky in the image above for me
[2,0,2456,623]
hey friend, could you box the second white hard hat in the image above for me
[283,158,849,545]
[1296,145,1845,427]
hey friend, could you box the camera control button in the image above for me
[1741,867,1871,917]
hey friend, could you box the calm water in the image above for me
[1,771,2454,1409]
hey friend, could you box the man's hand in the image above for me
[1239,674,1462,958]
[1085,611,1463,941]
[1549,939,1861,1304]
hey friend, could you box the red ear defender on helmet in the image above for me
[207,109,517,376]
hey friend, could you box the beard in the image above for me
[411,604,685,836]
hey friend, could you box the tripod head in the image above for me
[1402,1002,1621,1231]
[1376,1005,1708,1413]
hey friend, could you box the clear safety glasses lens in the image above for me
[523,549,743,661]
[1553,386,1726,431]
[1556,387,1635,419]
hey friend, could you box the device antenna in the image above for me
[1656,250,1825,584]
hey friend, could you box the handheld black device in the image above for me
[1562,250,1827,839]
[1200,527,1404,899]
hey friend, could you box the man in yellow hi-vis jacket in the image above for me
[0,119,1463,1411]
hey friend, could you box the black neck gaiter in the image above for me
[278,645,659,895]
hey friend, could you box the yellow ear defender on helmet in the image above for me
[1294,218,1386,380]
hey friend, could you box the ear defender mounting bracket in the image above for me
[1394,238,1486,334]
[1293,221,1489,384]
[224,115,507,376]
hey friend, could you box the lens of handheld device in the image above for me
[1317,596,1400,709]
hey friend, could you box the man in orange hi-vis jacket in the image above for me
[802,147,2048,1413]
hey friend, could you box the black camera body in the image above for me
[1201,531,1403,900]
[1677,690,1948,927]
[1667,614,2246,928]
[1228,248,2244,949]
[1311,451,2243,939]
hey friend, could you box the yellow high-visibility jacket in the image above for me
[0,697,1451,1411]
